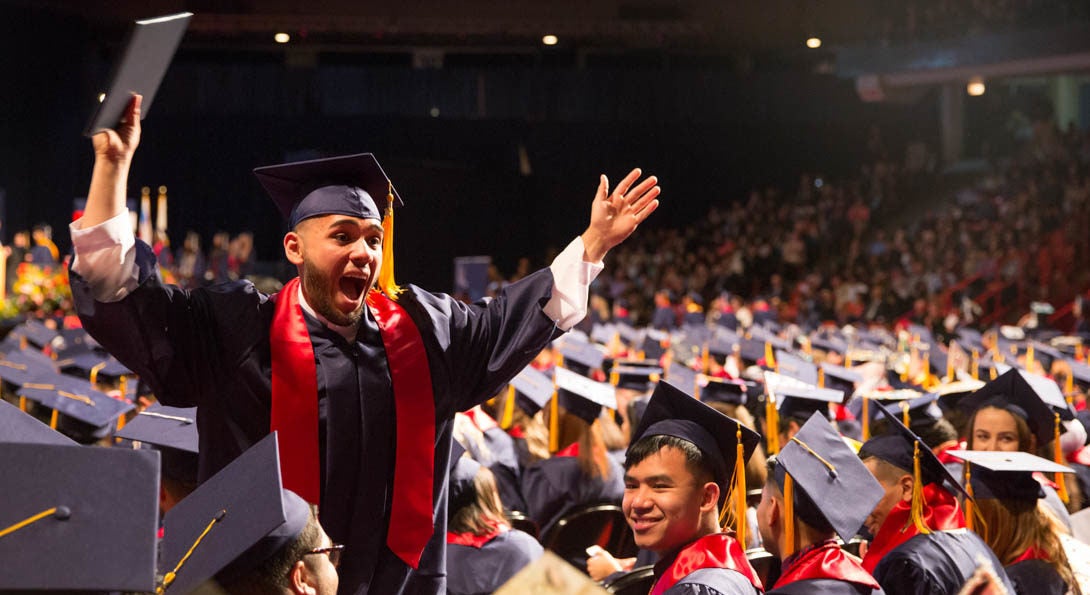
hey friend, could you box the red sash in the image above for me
[270,278,436,569]
[1011,545,1048,564]
[773,540,880,590]
[464,406,499,433]
[651,533,762,595]
[555,442,580,457]
[446,522,511,548]
[934,441,965,465]
[861,483,965,573]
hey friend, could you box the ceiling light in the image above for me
[806,37,822,49]
[967,77,985,96]
[274,32,290,44]
[542,34,558,46]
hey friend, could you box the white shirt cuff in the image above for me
[69,210,139,302]
[544,236,603,331]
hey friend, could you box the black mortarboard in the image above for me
[809,337,848,356]
[737,338,768,367]
[629,381,761,509]
[19,374,134,442]
[555,366,617,424]
[776,385,844,422]
[775,350,818,386]
[859,404,968,499]
[774,412,884,543]
[869,393,944,430]
[56,350,134,382]
[51,327,98,358]
[9,319,59,351]
[701,377,748,406]
[1070,360,1090,389]
[84,12,192,136]
[934,379,985,413]
[946,450,1074,501]
[508,365,554,416]
[749,326,791,351]
[708,336,739,358]
[959,368,1074,447]
[611,364,662,392]
[254,153,402,229]
[0,443,159,591]
[0,398,77,445]
[0,349,59,388]
[819,362,861,398]
[448,441,481,513]
[666,362,699,397]
[116,404,199,484]
[160,432,311,593]
[957,328,984,350]
[1027,341,1063,372]
[558,341,606,377]
[590,323,617,346]
[615,322,644,347]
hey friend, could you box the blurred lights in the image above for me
[542,34,558,46]
[967,77,986,96]
[274,32,290,44]
[806,37,821,49]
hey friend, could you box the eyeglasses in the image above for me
[304,544,344,568]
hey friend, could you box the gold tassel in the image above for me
[89,361,106,386]
[765,342,777,371]
[971,349,980,380]
[783,473,795,558]
[549,389,559,454]
[817,367,825,388]
[861,397,870,441]
[1065,373,1074,400]
[18,395,26,412]
[846,351,853,369]
[733,423,747,545]
[765,389,780,455]
[1027,344,1035,371]
[49,409,58,430]
[901,401,911,427]
[119,375,128,402]
[1055,413,1069,503]
[701,344,710,375]
[376,181,402,299]
[964,462,975,532]
[910,442,931,534]
[500,384,516,430]
[947,352,955,382]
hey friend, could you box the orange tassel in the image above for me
[910,442,931,534]
[376,181,402,299]
[861,397,870,441]
[1055,413,1069,504]
[783,472,795,558]
[500,384,516,430]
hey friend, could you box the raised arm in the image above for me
[84,94,142,227]
[580,168,660,263]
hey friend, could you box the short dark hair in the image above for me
[625,434,714,484]
[764,455,833,535]
[221,507,323,595]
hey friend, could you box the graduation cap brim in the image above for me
[946,449,1074,501]
[161,432,308,593]
[860,402,969,499]
[254,153,402,224]
[776,412,885,543]
[628,381,760,503]
[700,378,748,406]
[959,368,1074,447]
[0,443,159,591]
[0,399,78,445]
[83,12,192,136]
[508,366,554,415]
[775,350,818,385]
[555,366,616,424]
[116,404,199,454]
[557,341,606,374]
[19,376,134,430]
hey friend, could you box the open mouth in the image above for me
[340,276,367,302]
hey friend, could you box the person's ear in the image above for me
[288,560,317,595]
[699,481,720,513]
[284,230,304,266]
[786,420,801,440]
[898,473,914,503]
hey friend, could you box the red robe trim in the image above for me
[446,522,511,548]
[1011,545,1049,564]
[464,406,499,433]
[555,442,580,457]
[773,540,880,590]
[651,533,762,595]
[270,279,437,569]
[862,483,965,573]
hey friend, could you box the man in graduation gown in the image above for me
[623,381,763,594]
[756,412,884,595]
[857,406,1016,595]
[69,95,661,595]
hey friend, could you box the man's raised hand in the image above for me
[581,168,660,262]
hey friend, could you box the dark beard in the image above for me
[301,262,365,327]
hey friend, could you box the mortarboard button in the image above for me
[254,153,402,229]
[0,443,160,591]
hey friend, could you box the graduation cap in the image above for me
[774,350,818,386]
[809,336,848,356]
[934,378,985,413]
[1027,341,1063,372]
[946,450,1074,502]
[590,323,618,346]
[0,443,160,591]
[614,322,645,347]
[116,404,199,484]
[628,381,761,539]
[554,366,616,424]
[0,398,77,445]
[1069,360,1090,390]
[254,153,404,298]
[737,338,768,367]
[636,329,669,360]
[448,441,481,513]
[18,374,134,442]
[0,349,60,389]
[819,362,862,399]
[84,12,192,136]
[502,365,555,423]
[557,341,606,377]
[772,412,885,553]
[610,364,662,392]
[959,369,1074,447]
[776,385,844,423]
[56,350,134,384]
[9,319,60,351]
[666,362,699,397]
[51,327,99,358]
[701,377,748,406]
[866,393,944,435]
[160,432,312,593]
[849,388,921,441]
[749,326,791,352]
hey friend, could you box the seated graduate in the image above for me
[757,412,885,595]
[489,363,554,475]
[521,364,624,535]
[623,380,763,594]
[445,443,543,595]
[858,404,1016,595]
[159,433,339,595]
[946,450,1083,595]
[454,406,525,513]
[115,403,200,515]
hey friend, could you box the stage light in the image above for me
[967,77,985,96]
[274,32,291,44]
[542,34,558,46]
[806,37,822,49]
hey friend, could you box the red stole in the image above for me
[554,442,580,457]
[446,521,511,548]
[1011,545,1048,564]
[270,278,436,569]
[934,441,965,465]
[651,533,762,595]
[773,540,880,590]
[464,406,499,433]
[862,483,965,573]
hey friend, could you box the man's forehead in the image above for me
[626,446,696,478]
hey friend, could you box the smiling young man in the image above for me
[69,95,660,595]
[622,380,762,594]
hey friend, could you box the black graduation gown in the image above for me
[871,529,1016,595]
[1006,559,1068,595]
[469,426,526,512]
[70,241,561,595]
[767,579,882,595]
[519,454,625,535]
[445,529,543,595]
[662,568,759,594]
